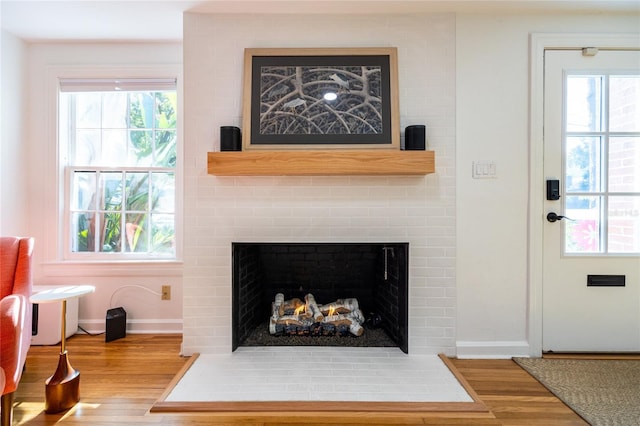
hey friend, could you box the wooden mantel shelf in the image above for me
[207,150,435,176]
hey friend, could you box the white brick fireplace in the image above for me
[182,13,456,356]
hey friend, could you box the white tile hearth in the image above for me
[165,347,473,403]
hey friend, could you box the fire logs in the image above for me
[269,293,365,337]
[319,298,359,316]
[304,293,324,322]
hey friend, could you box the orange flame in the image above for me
[294,305,305,316]
[328,305,336,317]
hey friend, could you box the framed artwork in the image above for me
[242,47,399,150]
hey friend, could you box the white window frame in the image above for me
[47,65,183,269]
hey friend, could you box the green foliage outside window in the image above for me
[67,90,177,256]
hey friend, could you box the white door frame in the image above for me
[528,33,640,357]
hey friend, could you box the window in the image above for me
[59,78,178,259]
[564,73,640,254]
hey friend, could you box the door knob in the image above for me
[547,212,571,222]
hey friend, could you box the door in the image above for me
[543,49,640,352]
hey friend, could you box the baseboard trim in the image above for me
[78,318,183,335]
[456,340,530,359]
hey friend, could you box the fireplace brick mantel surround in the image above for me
[182,13,456,356]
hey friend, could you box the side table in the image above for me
[30,285,95,413]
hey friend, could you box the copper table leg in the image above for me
[44,300,80,414]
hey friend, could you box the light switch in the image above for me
[472,161,497,179]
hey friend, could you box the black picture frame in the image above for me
[242,48,399,150]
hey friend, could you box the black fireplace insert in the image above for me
[232,242,408,353]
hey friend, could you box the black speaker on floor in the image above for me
[105,307,127,342]
[220,126,242,151]
[404,125,426,150]
[32,303,39,336]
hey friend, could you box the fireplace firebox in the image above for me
[232,243,408,353]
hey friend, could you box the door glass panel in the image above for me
[609,76,640,132]
[566,136,602,192]
[565,196,602,253]
[608,195,640,253]
[564,72,640,255]
[609,137,640,193]
[566,76,602,132]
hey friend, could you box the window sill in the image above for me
[41,260,183,277]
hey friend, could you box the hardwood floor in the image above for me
[13,334,587,425]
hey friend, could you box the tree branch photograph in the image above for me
[242,48,400,150]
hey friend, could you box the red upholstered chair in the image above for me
[0,237,34,426]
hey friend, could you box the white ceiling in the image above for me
[1,0,638,42]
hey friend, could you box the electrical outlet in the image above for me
[161,285,171,301]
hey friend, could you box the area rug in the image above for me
[152,348,487,414]
[513,358,640,426]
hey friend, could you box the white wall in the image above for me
[26,42,184,334]
[182,13,457,355]
[1,31,29,236]
[455,12,640,358]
